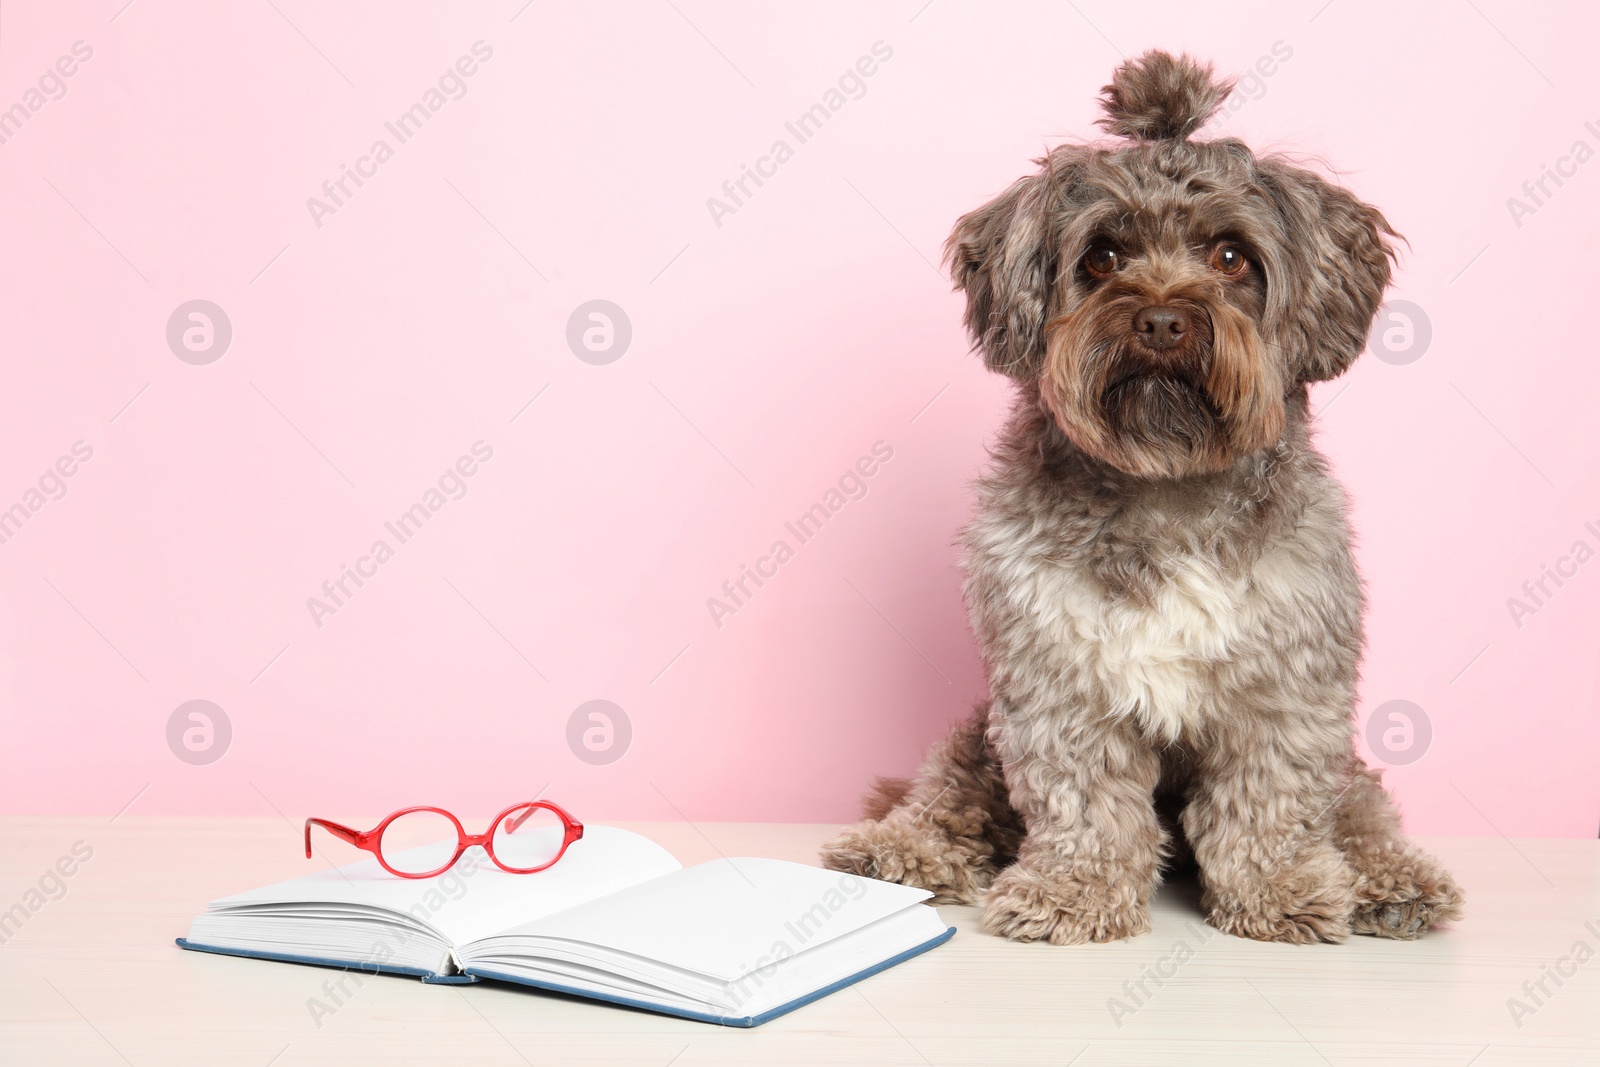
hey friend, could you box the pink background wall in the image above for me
[1,1,1595,836]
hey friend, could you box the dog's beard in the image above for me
[1039,294,1285,479]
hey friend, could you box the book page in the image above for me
[471,857,935,981]
[205,825,681,946]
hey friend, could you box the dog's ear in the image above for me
[1256,160,1400,383]
[944,168,1064,380]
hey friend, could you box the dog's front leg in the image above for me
[1183,723,1357,944]
[1335,759,1463,939]
[980,700,1164,944]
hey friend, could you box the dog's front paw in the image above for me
[1205,852,1355,944]
[981,864,1150,944]
[819,820,995,904]
[1349,853,1463,940]
[819,823,896,881]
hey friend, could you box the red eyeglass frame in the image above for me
[304,800,584,879]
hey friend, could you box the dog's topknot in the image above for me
[1096,50,1234,142]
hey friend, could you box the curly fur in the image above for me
[1097,50,1233,141]
[821,50,1462,946]
[826,708,1025,905]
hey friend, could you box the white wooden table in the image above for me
[1,818,1595,1065]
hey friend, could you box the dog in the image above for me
[819,50,1463,945]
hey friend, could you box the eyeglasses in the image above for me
[304,800,584,879]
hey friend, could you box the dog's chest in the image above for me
[1041,552,1245,737]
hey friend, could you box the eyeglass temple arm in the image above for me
[506,802,582,838]
[304,817,366,858]
[502,809,585,844]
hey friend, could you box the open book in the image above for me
[177,826,953,1027]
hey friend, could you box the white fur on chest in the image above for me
[1027,551,1251,740]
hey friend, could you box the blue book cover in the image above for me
[177,926,954,1027]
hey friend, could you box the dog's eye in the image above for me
[1084,246,1120,278]
[1209,244,1249,276]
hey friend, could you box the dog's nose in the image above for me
[1132,306,1188,351]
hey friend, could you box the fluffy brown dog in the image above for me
[820,51,1462,945]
